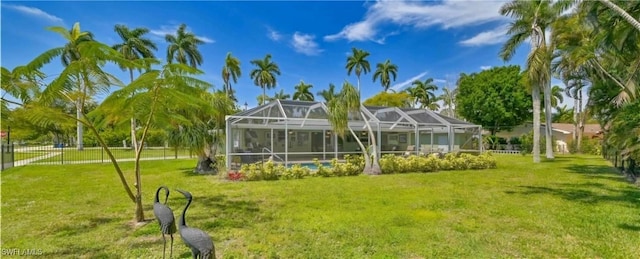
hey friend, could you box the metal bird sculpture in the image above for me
[153,186,177,259]
[176,189,215,259]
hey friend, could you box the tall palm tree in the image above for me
[553,105,573,123]
[165,24,204,68]
[293,80,314,101]
[440,86,457,117]
[221,52,241,98]
[411,78,439,110]
[317,83,338,103]
[327,81,381,175]
[112,24,157,152]
[372,59,398,92]
[29,22,95,151]
[500,0,562,162]
[250,54,281,105]
[346,48,371,93]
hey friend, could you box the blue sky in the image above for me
[2,0,570,109]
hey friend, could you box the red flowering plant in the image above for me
[227,170,245,181]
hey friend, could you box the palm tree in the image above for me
[221,52,241,98]
[327,81,381,175]
[165,24,204,68]
[112,24,157,152]
[550,85,564,108]
[250,54,281,105]
[346,48,371,93]
[553,105,573,123]
[411,78,439,110]
[272,89,290,100]
[596,0,640,32]
[500,0,562,162]
[26,22,148,221]
[1,66,42,106]
[372,59,398,92]
[28,22,95,151]
[317,83,338,103]
[293,80,314,101]
[440,86,457,117]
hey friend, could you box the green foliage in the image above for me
[456,65,532,134]
[84,128,129,147]
[281,164,311,180]
[240,160,282,181]
[378,153,497,174]
[520,131,555,155]
[363,91,412,107]
[568,138,602,156]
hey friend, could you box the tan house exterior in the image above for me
[495,123,602,153]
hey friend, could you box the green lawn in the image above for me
[2,155,639,258]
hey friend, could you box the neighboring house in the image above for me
[495,123,602,153]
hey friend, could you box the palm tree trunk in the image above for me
[544,79,554,159]
[360,111,381,175]
[597,0,640,32]
[348,127,372,174]
[262,86,266,105]
[129,69,138,152]
[577,90,584,152]
[76,100,84,151]
[532,85,541,163]
[573,96,579,151]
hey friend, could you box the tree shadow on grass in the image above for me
[54,217,121,237]
[507,185,640,207]
[563,164,631,183]
[619,223,640,231]
[172,194,264,231]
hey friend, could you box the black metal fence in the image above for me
[1,144,195,168]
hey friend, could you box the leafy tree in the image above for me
[250,54,281,105]
[221,52,241,100]
[346,48,371,93]
[293,80,314,101]
[317,83,338,103]
[372,59,398,92]
[456,66,532,135]
[363,91,412,108]
[272,89,290,101]
[165,24,204,68]
[25,22,151,221]
[112,24,157,152]
[553,105,573,123]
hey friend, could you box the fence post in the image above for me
[61,144,64,165]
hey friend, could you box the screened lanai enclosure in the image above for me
[225,100,483,170]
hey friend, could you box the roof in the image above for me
[227,100,479,129]
[552,123,602,135]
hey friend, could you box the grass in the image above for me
[2,154,640,258]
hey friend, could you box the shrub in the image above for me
[240,161,283,181]
[313,158,333,177]
[520,131,555,155]
[281,164,311,180]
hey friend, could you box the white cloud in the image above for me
[325,0,507,43]
[459,24,509,46]
[291,32,323,56]
[480,65,492,70]
[434,79,447,84]
[150,24,214,43]
[266,27,282,41]
[3,4,63,23]
[389,71,428,92]
[196,36,215,44]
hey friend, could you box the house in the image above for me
[224,100,483,169]
[495,122,602,153]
